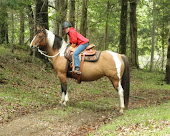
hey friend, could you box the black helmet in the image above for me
[62,21,72,29]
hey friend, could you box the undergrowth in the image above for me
[91,101,170,136]
[0,46,169,135]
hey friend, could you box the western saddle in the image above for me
[64,44,97,83]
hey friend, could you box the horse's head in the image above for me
[30,27,47,50]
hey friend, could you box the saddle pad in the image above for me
[83,51,101,62]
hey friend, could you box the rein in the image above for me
[33,30,66,58]
[35,31,61,58]
[37,48,60,58]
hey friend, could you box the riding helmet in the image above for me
[62,21,72,29]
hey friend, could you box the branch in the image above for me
[48,4,59,12]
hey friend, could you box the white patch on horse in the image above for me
[118,82,125,109]
[107,51,125,111]
[59,40,68,56]
[30,35,37,47]
[65,92,69,102]
[107,51,121,79]
[60,92,69,106]
[46,29,55,48]
[45,29,67,56]
[61,92,65,103]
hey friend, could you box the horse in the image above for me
[30,27,130,113]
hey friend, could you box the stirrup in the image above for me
[74,70,81,75]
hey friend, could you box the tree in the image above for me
[104,0,110,50]
[10,10,14,53]
[19,10,25,45]
[165,21,170,84]
[35,0,49,29]
[129,0,138,68]
[80,0,88,37]
[119,0,128,54]
[52,0,60,35]
[150,1,156,71]
[27,5,34,42]
[0,4,8,44]
[59,0,68,37]
[69,0,75,27]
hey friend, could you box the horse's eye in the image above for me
[39,36,43,38]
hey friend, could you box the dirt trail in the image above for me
[0,94,169,136]
[0,106,108,136]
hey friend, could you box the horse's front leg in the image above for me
[58,72,69,106]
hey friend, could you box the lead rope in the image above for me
[38,48,60,58]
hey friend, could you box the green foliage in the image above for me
[0,46,169,133]
[130,68,170,91]
[87,0,121,51]
[6,0,19,9]
[0,0,169,70]
[138,1,169,53]
[90,101,170,135]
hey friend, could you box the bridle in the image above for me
[35,31,47,48]
[32,30,61,58]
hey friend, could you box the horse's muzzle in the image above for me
[30,45,38,49]
[30,45,34,49]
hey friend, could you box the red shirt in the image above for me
[68,27,89,46]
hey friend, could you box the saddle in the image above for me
[64,44,101,83]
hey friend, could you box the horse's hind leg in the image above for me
[117,82,125,113]
[110,79,125,113]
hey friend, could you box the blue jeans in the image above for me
[74,42,89,68]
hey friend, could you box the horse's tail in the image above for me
[121,55,130,108]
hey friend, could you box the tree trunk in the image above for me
[59,0,68,37]
[165,21,170,84]
[35,0,49,29]
[69,0,75,28]
[104,0,110,50]
[27,5,34,42]
[119,0,128,54]
[52,0,60,35]
[80,0,88,37]
[19,11,25,45]
[0,5,8,44]
[161,4,165,72]
[161,23,165,72]
[75,0,80,30]
[129,0,138,68]
[27,5,35,61]
[10,11,14,53]
[150,1,156,71]
[35,0,49,61]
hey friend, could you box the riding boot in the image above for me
[74,67,81,75]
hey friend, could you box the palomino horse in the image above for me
[30,28,130,113]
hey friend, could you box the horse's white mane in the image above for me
[45,29,55,48]
[46,29,68,56]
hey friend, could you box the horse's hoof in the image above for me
[119,109,124,114]
[63,101,67,106]
[58,101,64,107]
[58,103,63,107]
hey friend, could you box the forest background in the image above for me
[0,0,170,135]
[0,0,170,83]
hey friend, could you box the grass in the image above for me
[0,46,170,135]
[90,101,170,136]
[130,68,169,91]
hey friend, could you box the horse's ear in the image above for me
[37,26,40,32]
